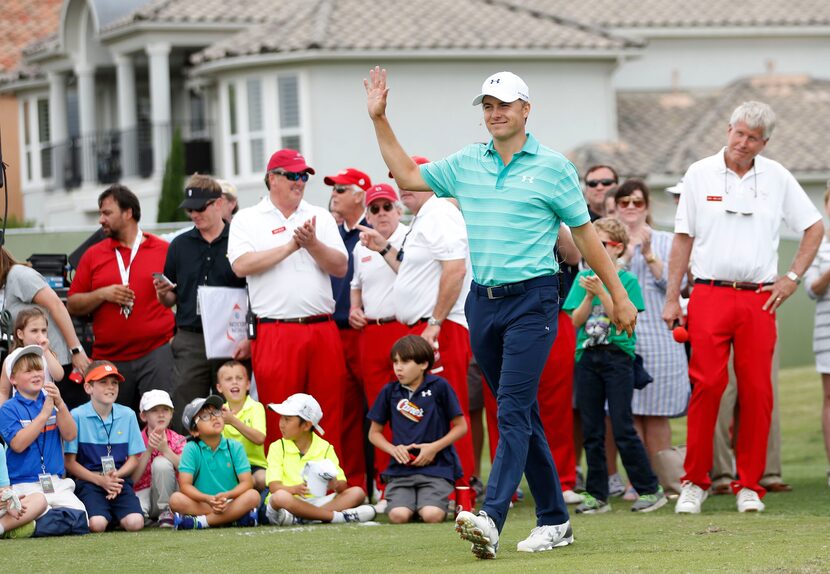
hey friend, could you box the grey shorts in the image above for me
[385,473,454,513]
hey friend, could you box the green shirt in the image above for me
[420,133,590,286]
[562,269,644,361]
[179,436,251,495]
[222,396,268,469]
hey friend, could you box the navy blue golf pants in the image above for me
[465,275,569,532]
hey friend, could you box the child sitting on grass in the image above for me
[265,393,375,526]
[1,440,48,539]
[169,395,260,529]
[215,361,267,490]
[562,217,665,514]
[64,361,146,532]
[132,390,186,527]
[367,335,467,523]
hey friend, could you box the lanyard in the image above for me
[115,228,143,286]
[96,413,115,455]
[396,216,417,262]
[22,402,48,473]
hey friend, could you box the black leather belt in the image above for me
[472,275,558,300]
[694,279,773,291]
[366,316,398,325]
[407,317,429,328]
[259,314,333,325]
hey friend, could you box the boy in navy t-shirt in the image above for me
[368,335,467,523]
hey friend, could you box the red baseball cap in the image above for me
[323,168,372,191]
[267,149,315,174]
[388,156,430,179]
[365,183,399,205]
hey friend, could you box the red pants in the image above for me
[483,311,577,490]
[339,328,366,489]
[252,321,347,458]
[410,319,474,487]
[683,285,776,496]
[361,321,410,488]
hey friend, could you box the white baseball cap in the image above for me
[472,71,530,106]
[665,182,684,195]
[268,393,325,435]
[140,389,174,412]
[5,345,44,378]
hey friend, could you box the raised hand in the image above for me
[364,66,389,120]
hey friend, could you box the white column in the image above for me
[75,63,96,184]
[47,71,67,186]
[146,43,172,177]
[114,53,137,177]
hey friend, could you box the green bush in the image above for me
[156,127,187,222]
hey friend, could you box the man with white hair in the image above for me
[664,101,823,514]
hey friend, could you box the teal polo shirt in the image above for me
[420,133,590,286]
[179,436,251,495]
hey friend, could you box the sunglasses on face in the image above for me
[274,170,309,182]
[195,409,223,422]
[586,178,617,188]
[369,202,395,215]
[601,240,622,248]
[332,185,353,194]
[185,200,216,214]
[617,197,646,209]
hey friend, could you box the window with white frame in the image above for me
[20,96,51,183]
[223,72,303,178]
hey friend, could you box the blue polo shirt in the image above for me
[367,374,463,482]
[179,436,250,495]
[331,217,368,328]
[0,392,64,483]
[64,402,145,473]
[0,443,10,487]
[420,132,590,286]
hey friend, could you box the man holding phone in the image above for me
[155,175,247,431]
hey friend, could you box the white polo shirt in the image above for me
[394,196,472,328]
[675,149,821,283]
[351,222,409,319]
[228,197,347,318]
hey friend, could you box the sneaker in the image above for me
[374,498,388,514]
[575,493,611,514]
[455,510,499,560]
[562,489,583,505]
[265,506,297,526]
[515,486,525,501]
[608,473,626,497]
[622,485,639,501]
[631,487,667,513]
[157,509,175,529]
[516,521,574,553]
[736,488,765,513]
[675,481,708,514]
[470,476,485,499]
[575,467,585,493]
[173,513,203,530]
[342,504,377,523]
[236,508,259,527]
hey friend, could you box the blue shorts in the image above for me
[75,478,142,525]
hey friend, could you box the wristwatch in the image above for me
[785,271,801,285]
[378,243,392,257]
[427,317,443,327]
[71,345,84,355]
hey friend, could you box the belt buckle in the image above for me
[297,316,306,324]
[732,281,738,290]
[375,318,383,326]
[486,286,503,300]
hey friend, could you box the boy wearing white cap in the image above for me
[132,389,186,527]
[264,393,376,525]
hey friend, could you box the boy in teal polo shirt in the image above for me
[563,218,665,514]
[169,395,260,529]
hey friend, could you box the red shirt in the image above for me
[69,233,175,361]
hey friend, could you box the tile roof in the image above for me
[0,0,62,72]
[191,0,641,65]
[569,74,830,179]
[504,0,830,28]
[102,0,280,31]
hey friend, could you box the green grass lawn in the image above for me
[2,367,829,573]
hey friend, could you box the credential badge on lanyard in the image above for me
[115,229,143,319]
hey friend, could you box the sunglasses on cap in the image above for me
[369,202,395,215]
[601,240,622,248]
[586,178,617,188]
[185,200,216,214]
[273,170,309,182]
[617,197,646,209]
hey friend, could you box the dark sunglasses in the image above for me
[274,170,309,182]
[332,185,352,194]
[586,178,616,188]
[185,200,216,214]
[601,240,622,248]
[369,202,395,215]
[617,197,646,209]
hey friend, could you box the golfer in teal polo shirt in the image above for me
[365,67,637,559]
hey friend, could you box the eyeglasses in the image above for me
[724,165,757,216]
[369,202,395,215]
[601,240,622,248]
[195,409,223,422]
[586,178,617,188]
[617,197,646,209]
[185,200,216,214]
[332,185,352,194]
[273,170,309,182]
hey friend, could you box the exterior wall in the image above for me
[613,34,830,90]
[0,95,24,219]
